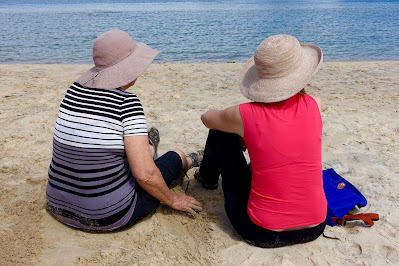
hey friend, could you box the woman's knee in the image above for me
[171,149,189,169]
[172,149,185,159]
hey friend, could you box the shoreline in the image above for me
[1,61,398,265]
[1,59,399,64]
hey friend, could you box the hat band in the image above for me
[81,44,135,86]
[97,47,133,71]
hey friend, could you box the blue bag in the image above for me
[322,168,375,227]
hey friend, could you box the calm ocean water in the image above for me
[1,0,398,63]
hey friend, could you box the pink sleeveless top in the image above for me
[239,94,327,230]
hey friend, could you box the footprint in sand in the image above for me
[375,245,399,264]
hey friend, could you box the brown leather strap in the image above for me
[342,213,379,227]
[333,213,379,227]
[332,217,346,226]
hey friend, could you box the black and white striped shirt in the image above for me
[46,82,147,231]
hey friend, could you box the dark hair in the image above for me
[299,88,307,95]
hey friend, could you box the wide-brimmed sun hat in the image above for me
[77,29,160,89]
[239,34,323,103]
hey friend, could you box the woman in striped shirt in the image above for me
[46,29,202,232]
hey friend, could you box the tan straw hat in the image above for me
[77,29,160,89]
[239,34,323,103]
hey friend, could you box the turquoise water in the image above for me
[1,0,398,63]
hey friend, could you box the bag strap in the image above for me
[332,213,379,227]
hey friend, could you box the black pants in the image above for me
[199,130,326,248]
[121,151,183,230]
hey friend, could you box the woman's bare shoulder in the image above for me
[308,94,322,111]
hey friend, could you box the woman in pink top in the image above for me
[195,35,327,248]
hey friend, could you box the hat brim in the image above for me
[77,43,160,89]
[239,43,323,103]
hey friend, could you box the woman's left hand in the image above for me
[170,193,203,215]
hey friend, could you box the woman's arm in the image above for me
[124,135,202,214]
[201,105,244,137]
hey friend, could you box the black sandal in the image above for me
[194,169,218,190]
[180,171,190,193]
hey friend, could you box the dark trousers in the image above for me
[199,130,326,248]
[121,151,182,230]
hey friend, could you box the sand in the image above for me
[0,62,398,265]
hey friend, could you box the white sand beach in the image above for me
[0,62,398,265]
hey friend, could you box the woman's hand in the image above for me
[125,135,202,215]
[170,194,203,215]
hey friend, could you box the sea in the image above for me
[1,0,398,63]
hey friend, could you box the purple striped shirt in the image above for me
[46,82,147,231]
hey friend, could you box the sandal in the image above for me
[194,169,218,190]
[148,127,160,160]
[180,171,190,193]
[178,150,204,193]
[187,150,204,168]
